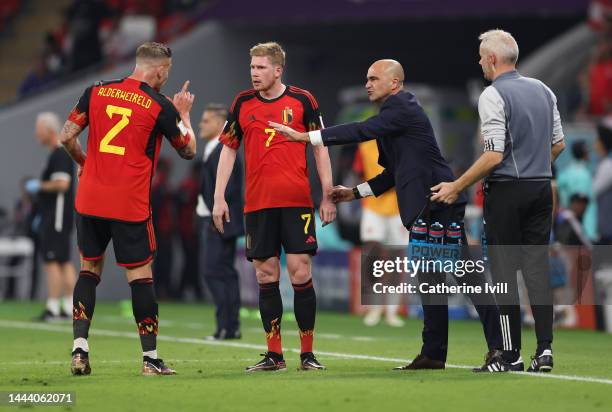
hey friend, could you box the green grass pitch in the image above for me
[1,302,611,412]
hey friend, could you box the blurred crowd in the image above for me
[18,0,205,99]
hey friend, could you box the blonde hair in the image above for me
[250,42,286,67]
[36,112,61,134]
[136,42,172,66]
[479,29,519,65]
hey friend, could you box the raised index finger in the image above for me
[181,80,190,92]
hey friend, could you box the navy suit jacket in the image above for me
[321,91,467,227]
[200,142,244,239]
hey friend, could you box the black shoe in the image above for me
[58,309,71,321]
[224,330,241,340]
[299,352,326,370]
[393,354,445,370]
[204,330,224,341]
[71,348,91,375]
[472,349,524,372]
[33,309,59,322]
[142,357,176,376]
[245,352,287,372]
[527,349,553,373]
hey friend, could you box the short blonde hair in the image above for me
[250,42,286,67]
[36,112,61,134]
[136,42,171,65]
[479,29,519,65]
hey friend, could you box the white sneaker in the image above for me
[385,315,405,327]
[363,308,383,326]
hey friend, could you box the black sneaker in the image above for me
[204,330,224,341]
[472,349,524,372]
[527,349,553,373]
[245,352,287,372]
[33,309,59,322]
[299,352,326,370]
[393,354,445,370]
[205,330,242,341]
[225,330,241,340]
[71,348,91,375]
[58,309,71,321]
[142,357,177,376]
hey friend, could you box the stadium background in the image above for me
[0,2,612,410]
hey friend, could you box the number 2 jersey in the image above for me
[68,77,190,222]
[219,86,323,213]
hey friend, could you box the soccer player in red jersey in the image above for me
[213,42,337,372]
[59,42,196,376]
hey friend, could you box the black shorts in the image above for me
[76,213,156,267]
[245,207,317,261]
[40,225,71,263]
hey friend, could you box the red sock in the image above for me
[265,317,283,354]
[299,329,314,354]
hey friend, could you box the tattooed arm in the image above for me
[60,114,87,168]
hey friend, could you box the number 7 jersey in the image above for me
[68,77,190,222]
[220,86,323,213]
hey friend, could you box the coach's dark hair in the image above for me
[571,140,587,160]
[597,121,612,153]
[136,42,172,64]
[204,103,228,120]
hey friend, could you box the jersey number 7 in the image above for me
[100,104,132,156]
[264,128,276,147]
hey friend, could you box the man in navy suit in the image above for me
[270,59,503,371]
[196,104,244,340]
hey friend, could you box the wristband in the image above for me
[352,186,362,200]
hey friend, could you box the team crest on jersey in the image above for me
[282,107,293,125]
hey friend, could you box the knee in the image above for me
[81,258,103,276]
[289,265,311,285]
[256,267,279,284]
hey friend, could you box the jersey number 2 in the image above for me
[100,105,132,155]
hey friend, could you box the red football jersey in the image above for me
[220,86,323,213]
[68,77,189,222]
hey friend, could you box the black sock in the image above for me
[536,342,552,356]
[73,271,100,340]
[130,278,158,356]
[293,279,316,354]
[259,281,283,356]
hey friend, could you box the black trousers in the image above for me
[153,235,173,299]
[419,204,503,362]
[200,218,241,335]
[484,180,553,354]
[178,232,203,300]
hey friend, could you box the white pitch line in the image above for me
[96,316,378,342]
[1,320,612,386]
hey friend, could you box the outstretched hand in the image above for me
[268,121,310,142]
[328,185,356,203]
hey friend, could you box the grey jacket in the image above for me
[478,70,564,180]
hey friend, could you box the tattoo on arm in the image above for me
[60,120,87,166]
